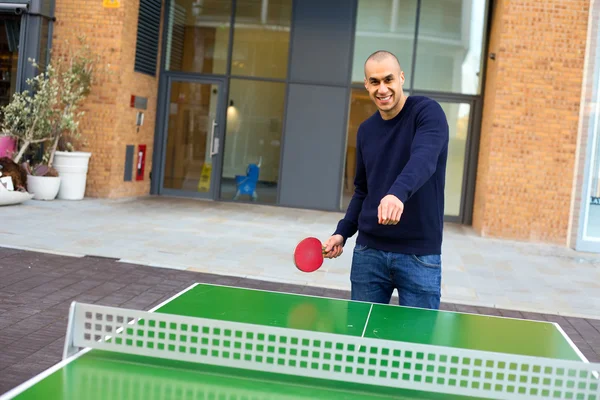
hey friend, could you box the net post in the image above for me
[62,302,79,360]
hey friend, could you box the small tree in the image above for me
[1,36,98,174]
[49,38,97,161]
[2,63,58,164]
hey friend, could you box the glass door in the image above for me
[436,99,474,221]
[159,77,226,199]
[407,94,478,223]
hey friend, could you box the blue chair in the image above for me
[234,159,261,201]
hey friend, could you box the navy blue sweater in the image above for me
[334,96,449,255]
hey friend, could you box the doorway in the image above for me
[0,14,21,116]
[157,76,227,200]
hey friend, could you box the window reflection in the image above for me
[220,79,285,204]
[351,0,417,85]
[583,113,600,239]
[439,101,470,217]
[165,0,232,74]
[413,0,488,94]
[231,0,292,79]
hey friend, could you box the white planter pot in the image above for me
[53,151,92,200]
[27,175,61,200]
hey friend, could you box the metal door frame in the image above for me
[154,73,228,200]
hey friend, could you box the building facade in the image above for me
[3,0,599,254]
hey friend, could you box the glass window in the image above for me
[572,2,600,251]
[582,98,600,240]
[585,135,600,239]
[439,101,470,217]
[341,88,377,210]
[0,15,21,116]
[220,79,286,204]
[413,0,488,94]
[165,0,232,74]
[351,0,417,85]
[230,0,292,79]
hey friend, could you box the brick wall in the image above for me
[473,0,590,245]
[52,0,162,198]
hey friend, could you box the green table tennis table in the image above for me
[1,283,599,399]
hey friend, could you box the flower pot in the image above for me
[0,136,16,158]
[0,181,34,205]
[27,174,61,200]
[53,151,91,200]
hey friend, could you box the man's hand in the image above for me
[323,234,344,258]
[378,194,404,225]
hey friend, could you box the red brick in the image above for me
[52,0,162,198]
[473,0,590,245]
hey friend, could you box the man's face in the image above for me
[364,57,405,116]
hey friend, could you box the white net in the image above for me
[66,302,600,400]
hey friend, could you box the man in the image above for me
[323,50,449,310]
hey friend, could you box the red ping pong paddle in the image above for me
[294,237,326,272]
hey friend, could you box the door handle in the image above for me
[209,120,219,157]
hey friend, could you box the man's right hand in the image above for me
[323,234,344,259]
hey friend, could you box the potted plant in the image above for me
[0,36,100,200]
[20,162,60,200]
[1,59,61,200]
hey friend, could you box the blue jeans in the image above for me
[350,244,442,309]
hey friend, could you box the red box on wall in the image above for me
[136,144,146,181]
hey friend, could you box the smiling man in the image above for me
[323,50,449,310]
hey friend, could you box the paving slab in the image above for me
[1,196,600,319]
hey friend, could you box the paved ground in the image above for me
[2,196,600,319]
[1,246,599,396]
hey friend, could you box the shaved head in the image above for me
[364,50,402,76]
[363,50,406,120]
